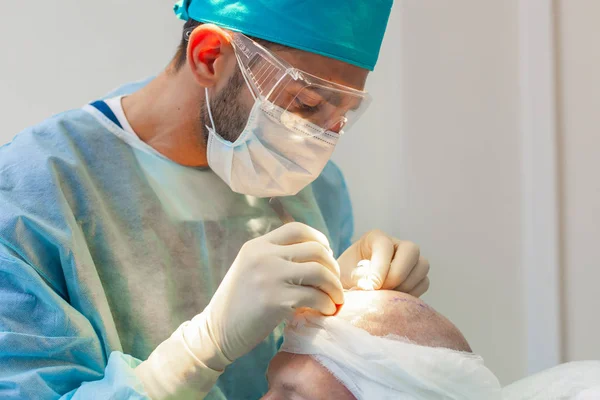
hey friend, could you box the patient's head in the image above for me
[262,290,472,400]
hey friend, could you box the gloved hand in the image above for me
[196,221,344,367]
[338,230,430,297]
[135,222,344,399]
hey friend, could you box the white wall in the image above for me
[556,0,600,362]
[0,1,529,385]
[0,0,182,137]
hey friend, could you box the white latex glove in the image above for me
[338,230,430,297]
[135,222,344,399]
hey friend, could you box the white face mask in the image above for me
[205,88,339,198]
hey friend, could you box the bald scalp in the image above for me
[338,290,472,353]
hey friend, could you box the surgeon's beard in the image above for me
[200,68,251,144]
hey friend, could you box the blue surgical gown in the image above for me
[0,80,354,399]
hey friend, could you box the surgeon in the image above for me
[0,1,430,399]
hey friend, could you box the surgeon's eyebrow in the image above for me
[282,382,299,393]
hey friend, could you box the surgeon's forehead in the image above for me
[273,48,369,91]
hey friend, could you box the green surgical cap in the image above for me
[173,0,393,71]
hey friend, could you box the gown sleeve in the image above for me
[0,247,150,399]
[312,161,355,257]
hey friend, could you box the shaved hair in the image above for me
[338,291,472,353]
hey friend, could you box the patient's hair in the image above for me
[338,291,472,353]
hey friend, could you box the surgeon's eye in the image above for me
[293,97,321,114]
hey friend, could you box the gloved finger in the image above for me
[350,260,372,288]
[357,230,394,290]
[382,241,421,290]
[288,286,338,316]
[394,256,430,293]
[282,241,341,277]
[351,260,382,291]
[288,261,345,305]
[408,277,430,298]
[267,222,332,253]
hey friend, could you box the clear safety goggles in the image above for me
[186,29,372,136]
[229,32,371,136]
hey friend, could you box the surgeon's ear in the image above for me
[186,24,235,87]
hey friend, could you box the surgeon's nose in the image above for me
[328,121,344,134]
[329,124,342,134]
[328,116,348,134]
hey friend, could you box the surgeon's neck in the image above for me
[121,67,209,167]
